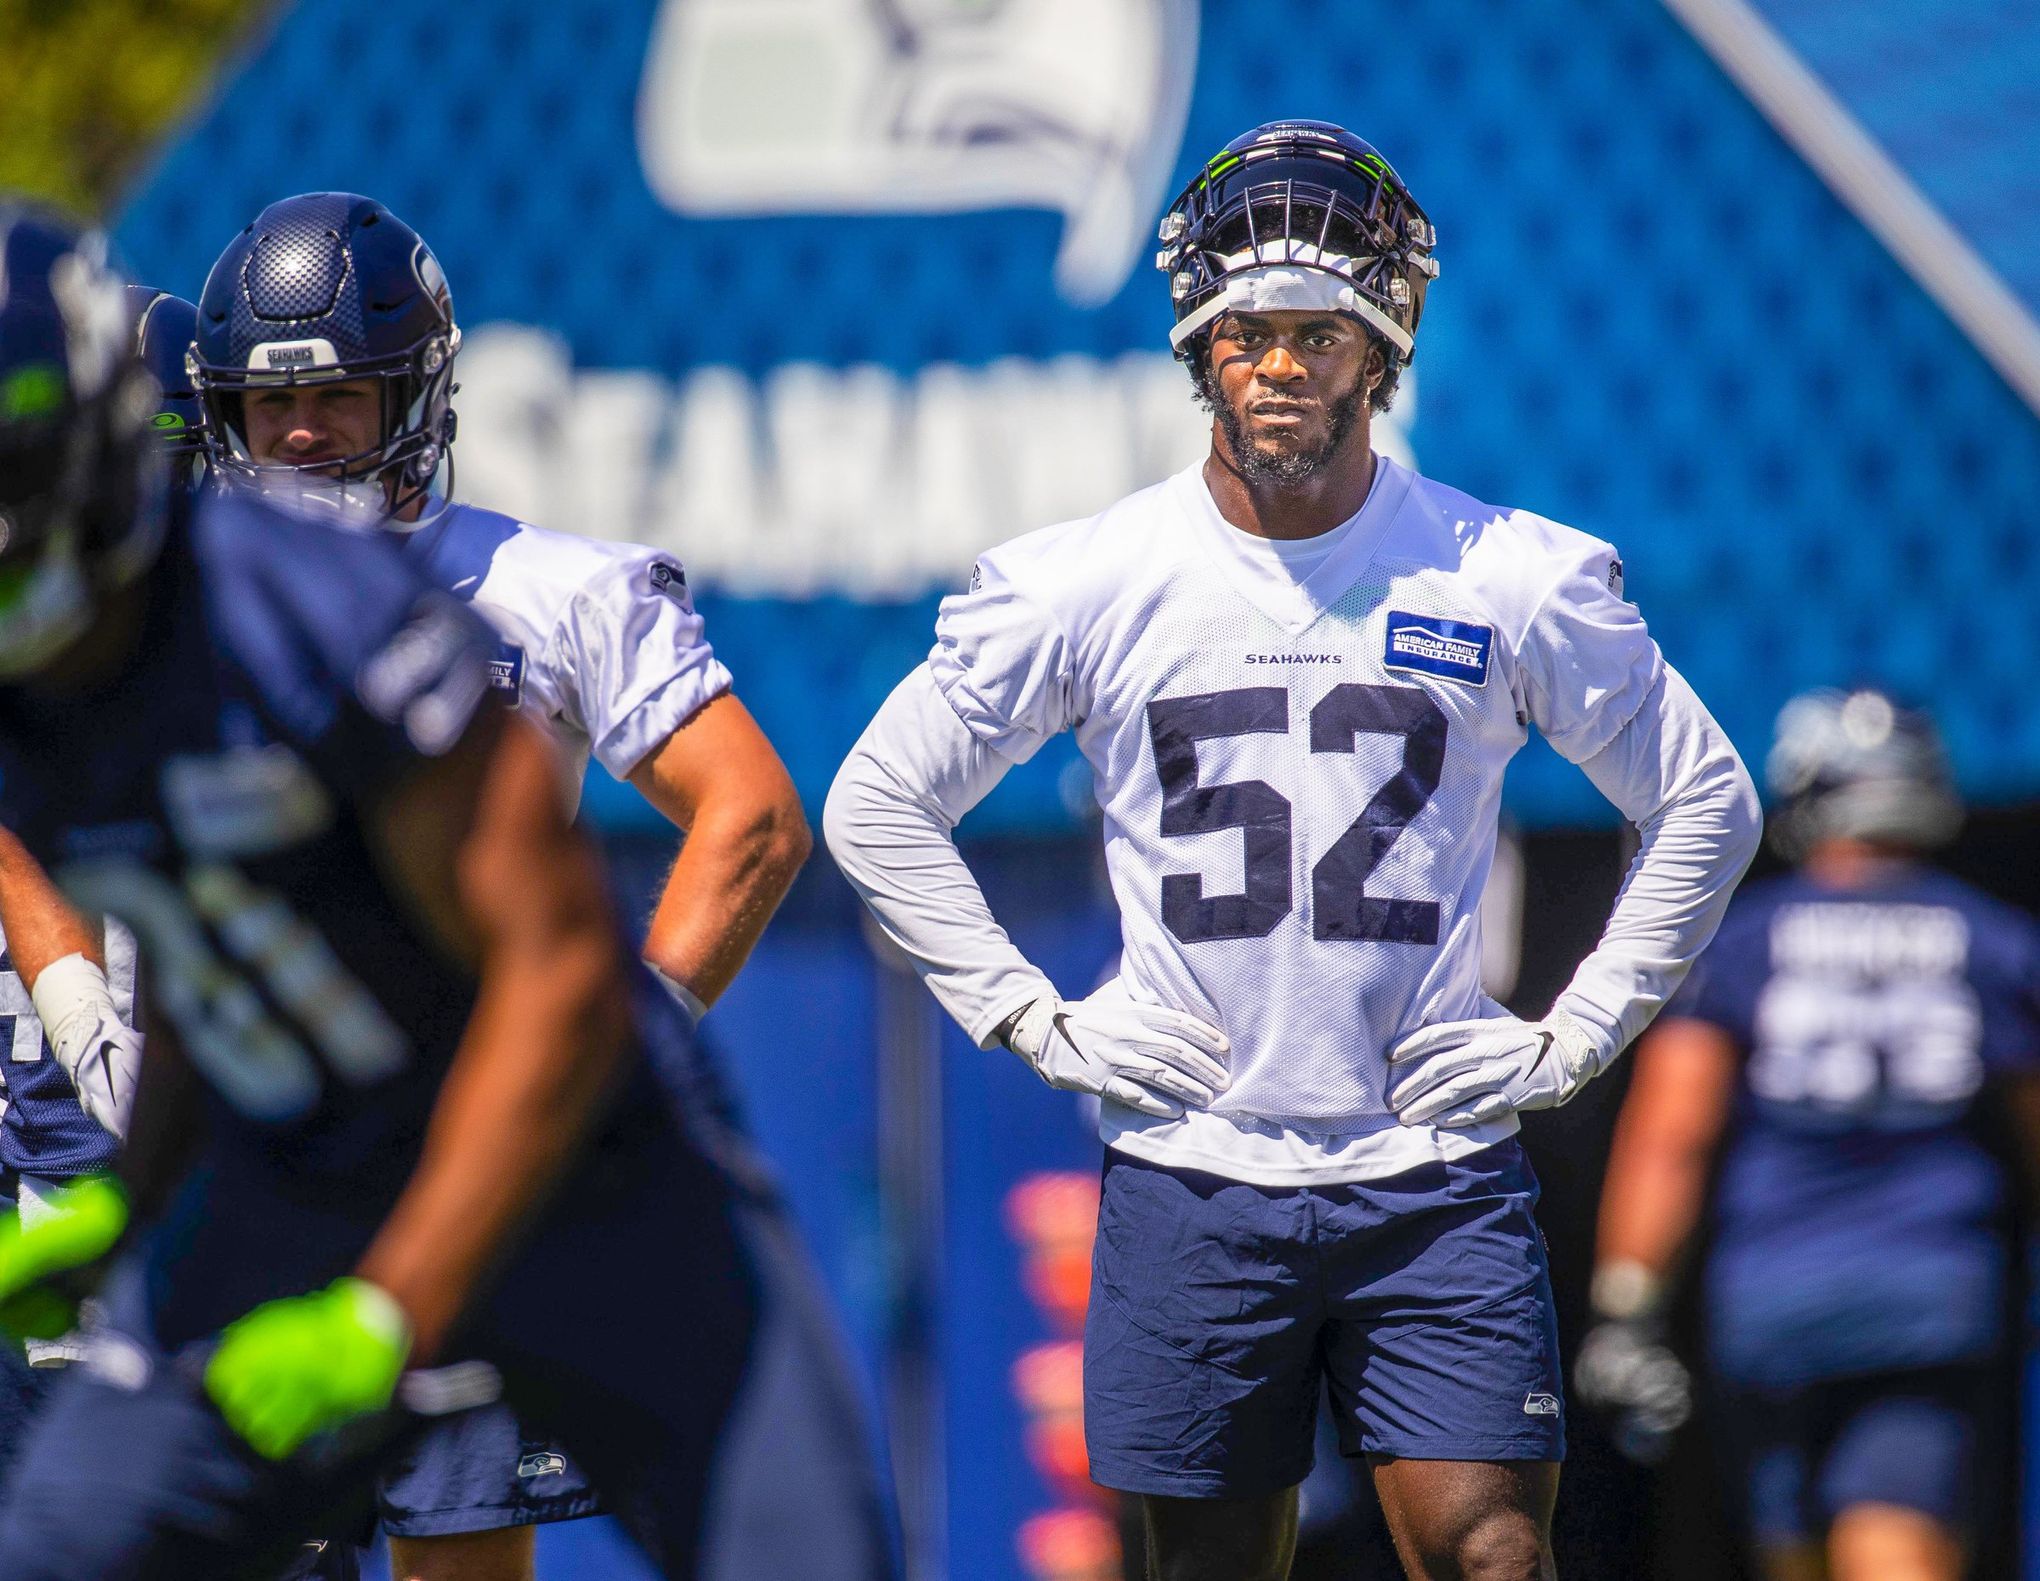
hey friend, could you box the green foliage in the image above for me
[0,0,274,218]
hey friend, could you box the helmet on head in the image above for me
[0,207,165,678]
[1765,688,1962,860]
[126,286,206,463]
[192,192,459,526]
[1155,121,1438,379]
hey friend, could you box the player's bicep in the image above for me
[626,692,799,835]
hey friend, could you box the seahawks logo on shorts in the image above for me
[1522,1393,1560,1417]
[518,1451,568,1479]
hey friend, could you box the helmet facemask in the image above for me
[195,329,459,531]
[1158,127,1438,416]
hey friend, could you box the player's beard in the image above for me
[1218,381,1369,488]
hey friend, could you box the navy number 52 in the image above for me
[1146,683,1448,946]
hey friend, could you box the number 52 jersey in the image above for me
[930,456,1665,1179]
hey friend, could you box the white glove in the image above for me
[1386,1003,1608,1129]
[1001,984,1229,1119]
[31,954,140,1141]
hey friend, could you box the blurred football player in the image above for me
[0,282,360,1581]
[0,206,887,1580]
[1578,688,2040,1581]
[186,191,883,1581]
[827,120,1761,1580]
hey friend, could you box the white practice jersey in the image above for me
[404,503,731,793]
[929,456,1665,1178]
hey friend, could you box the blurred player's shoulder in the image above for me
[188,488,493,749]
[191,486,446,648]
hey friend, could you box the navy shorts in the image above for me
[1716,1363,2001,1544]
[1085,1139,1564,1498]
[376,1404,599,1537]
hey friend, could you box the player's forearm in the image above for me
[1555,667,1762,1060]
[0,825,101,985]
[355,920,630,1359]
[1595,1128,1712,1287]
[824,668,1052,1048]
[1591,1020,1738,1311]
[639,787,810,1009]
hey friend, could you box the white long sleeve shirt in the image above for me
[826,458,1761,1184]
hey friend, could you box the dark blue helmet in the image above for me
[192,192,459,524]
[125,286,205,461]
[0,207,165,676]
[1766,688,1962,858]
[1155,121,1438,383]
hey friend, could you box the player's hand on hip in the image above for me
[1002,985,1229,1119]
[1387,1003,1605,1128]
[32,953,141,1140]
[205,1277,412,1460]
[0,1174,128,1344]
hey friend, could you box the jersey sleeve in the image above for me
[926,553,1076,763]
[1517,535,1666,764]
[551,549,732,780]
[203,496,499,804]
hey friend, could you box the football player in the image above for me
[182,192,891,1581]
[0,206,880,1580]
[1578,689,2040,1581]
[826,120,1762,1580]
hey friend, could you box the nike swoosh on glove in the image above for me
[1386,1005,1608,1128]
[1003,984,1229,1119]
[32,954,140,1140]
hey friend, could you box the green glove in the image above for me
[204,1277,412,1460]
[0,1175,127,1342]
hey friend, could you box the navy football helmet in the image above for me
[1155,121,1437,381]
[126,286,206,462]
[192,192,459,525]
[1766,688,1962,858]
[0,207,165,677]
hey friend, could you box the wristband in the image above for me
[1590,1258,1666,1322]
[647,964,708,1026]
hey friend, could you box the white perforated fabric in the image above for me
[405,503,732,792]
[921,458,1666,1179]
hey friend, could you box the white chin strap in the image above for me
[1170,245,1413,356]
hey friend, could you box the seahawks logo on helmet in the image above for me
[1154,120,1439,365]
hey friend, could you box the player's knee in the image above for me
[1432,1506,1548,1581]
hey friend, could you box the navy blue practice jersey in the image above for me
[1670,867,2040,1388]
[0,489,499,1193]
